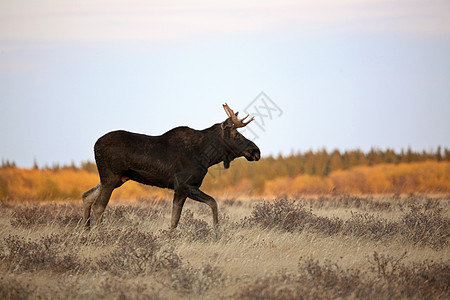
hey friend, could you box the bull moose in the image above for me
[82,104,260,228]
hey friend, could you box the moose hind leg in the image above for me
[82,183,101,228]
[92,185,115,226]
[171,193,187,229]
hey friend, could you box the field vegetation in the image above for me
[1,195,448,299]
[1,147,449,201]
[1,148,449,298]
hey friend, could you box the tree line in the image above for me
[2,147,449,177]
[1,147,449,200]
[201,147,450,193]
[262,146,450,178]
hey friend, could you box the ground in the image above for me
[0,195,449,299]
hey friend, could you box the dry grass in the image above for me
[0,195,449,299]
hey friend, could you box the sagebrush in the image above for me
[0,195,448,299]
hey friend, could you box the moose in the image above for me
[82,104,260,228]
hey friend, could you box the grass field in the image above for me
[1,195,449,299]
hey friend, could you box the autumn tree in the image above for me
[328,150,343,174]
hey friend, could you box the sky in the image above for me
[1,0,449,168]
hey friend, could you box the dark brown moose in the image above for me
[82,104,260,228]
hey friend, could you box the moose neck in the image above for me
[199,124,233,169]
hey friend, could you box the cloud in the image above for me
[0,0,449,45]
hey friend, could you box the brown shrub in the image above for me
[102,204,162,227]
[341,212,399,240]
[400,202,449,249]
[159,209,230,243]
[10,205,48,228]
[244,198,343,235]
[396,260,450,298]
[307,195,393,211]
[235,254,450,299]
[244,198,316,232]
[96,277,159,300]
[178,209,212,242]
[299,258,365,298]
[1,234,86,274]
[0,276,35,300]
[96,229,182,277]
[163,263,224,294]
[235,259,371,300]
[368,251,408,280]
[10,203,82,228]
[245,197,449,249]
[368,251,450,299]
[222,198,243,207]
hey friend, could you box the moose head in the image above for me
[220,103,261,169]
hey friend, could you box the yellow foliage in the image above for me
[0,168,168,201]
[265,161,450,196]
[264,175,333,197]
[0,161,448,201]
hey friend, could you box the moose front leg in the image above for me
[187,187,219,227]
[174,183,218,227]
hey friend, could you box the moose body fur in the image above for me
[82,105,260,228]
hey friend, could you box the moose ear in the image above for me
[221,118,234,130]
[220,118,234,138]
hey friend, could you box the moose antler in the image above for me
[223,103,254,128]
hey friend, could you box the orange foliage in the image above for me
[264,175,333,197]
[264,161,450,196]
[0,168,97,200]
[0,161,448,201]
[0,168,170,201]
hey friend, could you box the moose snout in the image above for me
[253,148,261,161]
[244,147,260,161]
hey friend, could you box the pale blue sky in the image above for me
[1,0,449,167]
